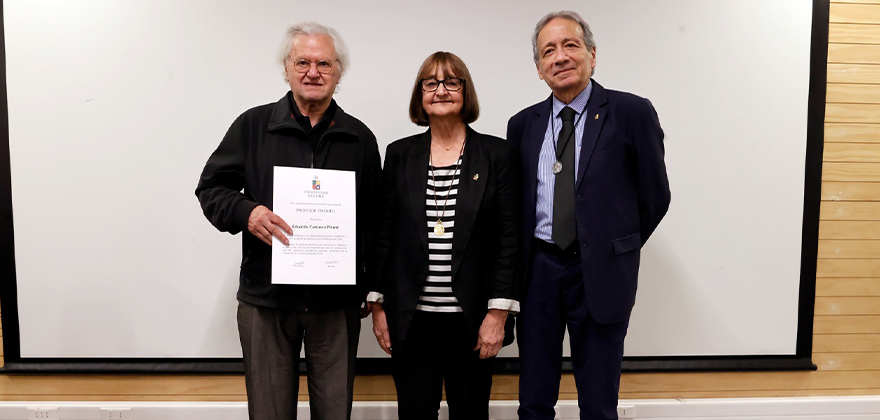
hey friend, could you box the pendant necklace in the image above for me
[551,107,586,175]
[430,138,466,236]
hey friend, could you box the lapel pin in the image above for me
[594,114,599,120]
[473,173,480,181]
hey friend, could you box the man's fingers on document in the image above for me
[269,225,290,246]
[248,205,293,246]
[269,214,293,235]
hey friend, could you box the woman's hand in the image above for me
[474,309,508,359]
[371,303,392,355]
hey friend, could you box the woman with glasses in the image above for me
[367,51,521,419]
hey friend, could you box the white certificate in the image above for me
[271,167,356,285]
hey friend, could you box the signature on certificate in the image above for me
[292,261,305,268]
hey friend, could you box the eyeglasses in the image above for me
[421,77,465,92]
[289,58,336,74]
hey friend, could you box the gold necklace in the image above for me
[429,139,466,236]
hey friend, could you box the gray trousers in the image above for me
[237,301,361,420]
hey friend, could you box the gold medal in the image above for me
[429,138,464,239]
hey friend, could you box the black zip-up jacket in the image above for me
[196,92,381,311]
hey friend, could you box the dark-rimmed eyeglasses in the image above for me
[289,58,336,74]
[421,77,465,92]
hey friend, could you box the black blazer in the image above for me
[372,127,521,353]
[507,80,670,325]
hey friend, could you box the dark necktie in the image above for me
[552,106,577,249]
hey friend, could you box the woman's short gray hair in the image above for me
[278,22,350,83]
[531,11,596,63]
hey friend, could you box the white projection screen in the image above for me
[1,0,823,371]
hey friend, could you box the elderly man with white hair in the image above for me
[196,22,381,420]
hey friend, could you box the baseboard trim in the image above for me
[0,396,878,420]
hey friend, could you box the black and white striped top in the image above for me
[419,158,463,313]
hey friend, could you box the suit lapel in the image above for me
[526,97,552,213]
[576,81,608,189]
[407,131,431,255]
[450,128,488,282]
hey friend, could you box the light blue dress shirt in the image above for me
[534,81,593,243]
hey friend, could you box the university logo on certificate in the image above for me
[271,166,356,285]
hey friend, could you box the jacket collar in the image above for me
[267,91,359,137]
[574,79,607,188]
[527,79,609,188]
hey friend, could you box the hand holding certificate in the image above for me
[271,167,356,285]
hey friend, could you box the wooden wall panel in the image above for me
[816,277,880,295]
[824,123,880,143]
[815,297,880,314]
[820,221,880,239]
[831,3,880,24]
[829,22,880,44]
[814,334,880,352]
[821,202,880,219]
[826,103,880,123]
[823,162,880,181]
[829,43,880,64]
[822,182,880,201]
[824,142,880,162]
[828,63,880,84]
[814,316,880,333]
[826,85,880,104]
[817,259,880,276]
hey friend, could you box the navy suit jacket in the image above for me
[507,80,670,325]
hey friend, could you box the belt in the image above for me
[534,239,580,257]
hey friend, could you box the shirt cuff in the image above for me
[367,291,384,304]
[488,298,520,314]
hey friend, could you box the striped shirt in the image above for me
[364,153,520,314]
[419,158,463,312]
[534,81,593,242]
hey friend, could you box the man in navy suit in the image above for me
[507,11,670,420]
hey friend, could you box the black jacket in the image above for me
[196,92,382,311]
[371,128,521,353]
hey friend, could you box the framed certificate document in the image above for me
[271,166,356,285]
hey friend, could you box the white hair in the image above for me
[278,22,350,83]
